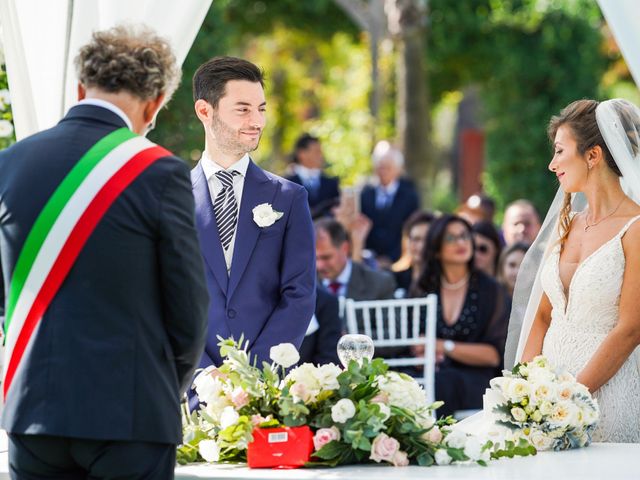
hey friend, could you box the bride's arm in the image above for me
[520,293,552,363]
[577,224,640,392]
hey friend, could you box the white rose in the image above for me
[315,363,342,391]
[530,410,543,423]
[549,401,576,428]
[506,378,530,403]
[510,407,527,423]
[531,381,556,404]
[252,203,283,227]
[270,343,300,368]
[0,89,10,108]
[434,449,452,465]
[445,429,467,449]
[376,372,427,411]
[538,400,553,416]
[286,363,322,402]
[0,119,14,138]
[219,406,240,429]
[199,439,220,462]
[331,398,356,423]
[527,365,556,383]
[529,429,554,451]
[463,436,484,461]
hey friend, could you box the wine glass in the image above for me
[337,334,374,368]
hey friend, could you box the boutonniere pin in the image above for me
[252,203,283,227]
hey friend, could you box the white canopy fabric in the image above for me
[598,0,640,90]
[0,0,211,140]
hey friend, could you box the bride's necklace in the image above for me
[584,197,625,232]
[441,273,470,290]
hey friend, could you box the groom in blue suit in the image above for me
[191,57,316,368]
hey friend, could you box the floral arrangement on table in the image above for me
[488,355,599,451]
[178,337,534,467]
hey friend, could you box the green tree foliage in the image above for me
[428,0,607,213]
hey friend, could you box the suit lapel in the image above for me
[227,160,278,300]
[192,163,229,293]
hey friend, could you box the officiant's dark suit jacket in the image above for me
[0,104,209,445]
[192,161,316,368]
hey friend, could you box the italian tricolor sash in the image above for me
[2,128,170,400]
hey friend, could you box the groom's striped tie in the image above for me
[214,170,240,250]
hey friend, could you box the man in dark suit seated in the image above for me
[0,26,209,478]
[299,285,342,365]
[315,218,396,301]
[285,133,340,219]
[361,140,420,265]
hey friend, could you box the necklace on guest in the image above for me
[584,196,625,232]
[441,274,470,290]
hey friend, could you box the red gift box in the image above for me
[247,426,314,469]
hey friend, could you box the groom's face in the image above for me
[210,80,266,156]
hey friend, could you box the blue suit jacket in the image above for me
[192,161,316,367]
[0,105,209,444]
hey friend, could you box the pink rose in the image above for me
[423,426,443,444]
[369,433,400,463]
[313,426,341,451]
[371,392,389,404]
[230,387,249,408]
[251,414,267,427]
[392,450,409,467]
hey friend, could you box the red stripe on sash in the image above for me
[3,146,170,398]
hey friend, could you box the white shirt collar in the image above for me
[201,151,250,180]
[293,164,321,181]
[77,98,133,130]
[378,180,399,196]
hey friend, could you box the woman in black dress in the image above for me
[412,214,510,418]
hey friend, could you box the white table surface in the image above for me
[0,438,637,479]
[174,443,640,480]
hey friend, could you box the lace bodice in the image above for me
[540,214,640,443]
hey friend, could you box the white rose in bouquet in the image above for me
[510,407,527,423]
[376,372,427,411]
[528,429,554,451]
[270,343,300,368]
[287,363,322,403]
[531,381,556,404]
[199,439,221,462]
[219,406,240,429]
[463,436,485,461]
[331,398,356,423]
[506,378,530,403]
[549,401,577,429]
[315,363,342,391]
[434,449,452,465]
[445,429,467,449]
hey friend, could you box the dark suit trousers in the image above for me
[8,434,176,480]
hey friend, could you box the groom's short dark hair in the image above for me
[193,56,264,108]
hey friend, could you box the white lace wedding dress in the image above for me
[540,214,640,443]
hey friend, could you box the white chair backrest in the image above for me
[344,294,438,405]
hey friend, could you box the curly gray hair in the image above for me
[74,24,180,101]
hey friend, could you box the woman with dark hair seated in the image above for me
[472,221,503,277]
[392,210,436,296]
[411,214,511,418]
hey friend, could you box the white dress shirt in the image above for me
[375,180,399,210]
[77,98,133,130]
[322,260,353,297]
[201,152,250,273]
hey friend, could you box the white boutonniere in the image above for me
[252,203,283,227]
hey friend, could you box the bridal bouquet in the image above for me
[489,356,599,451]
[178,337,530,467]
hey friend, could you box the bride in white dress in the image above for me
[512,99,640,443]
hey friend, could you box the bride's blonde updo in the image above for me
[547,100,619,249]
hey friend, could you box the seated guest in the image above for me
[360,141,419,265]
[411,214,510,418]
[286,133,340,219]
[497,242,529,297]
[502,199,541,246]
[456,193,496,225]
[299,285,342,366]
[315,217,396,301]
[472,221,502,277]
[393,210,436,296]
